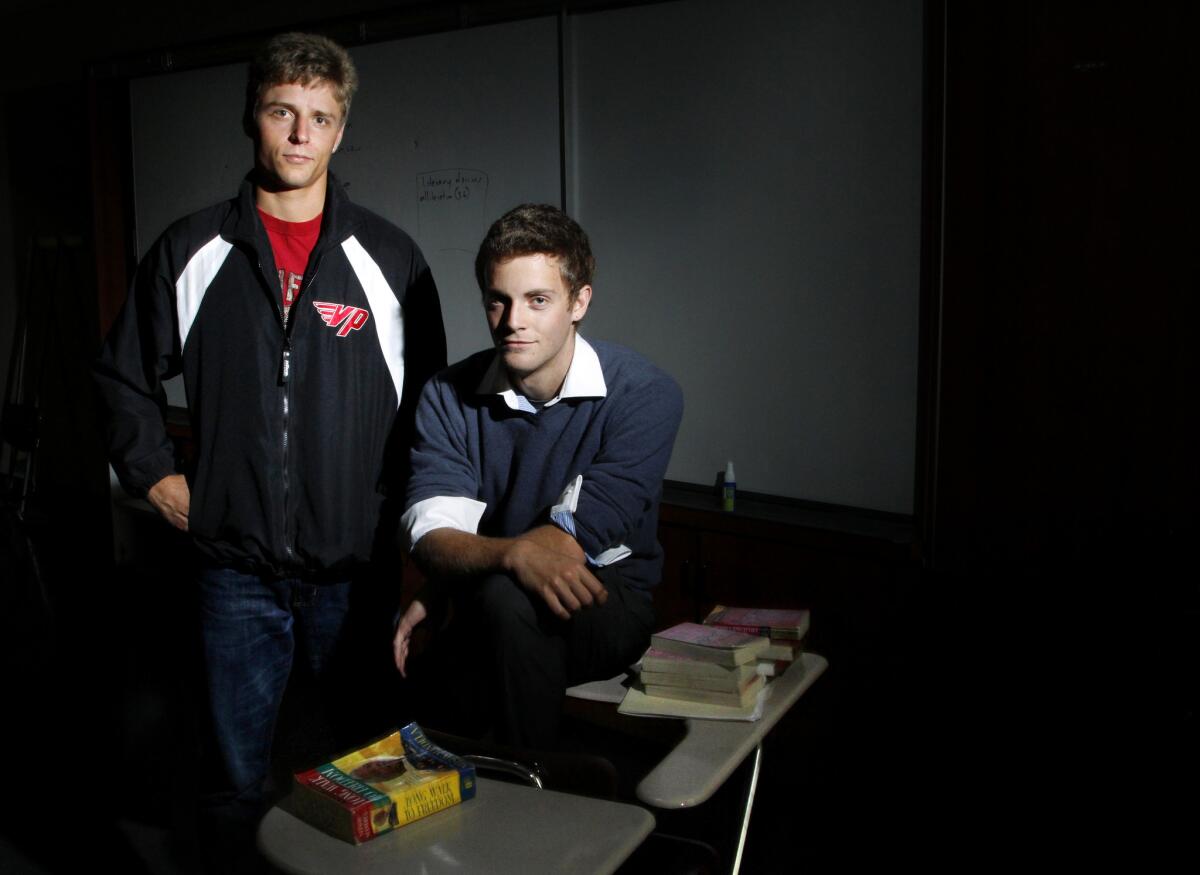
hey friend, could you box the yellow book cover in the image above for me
[289,722,476,844]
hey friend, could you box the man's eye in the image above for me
[531,297,548,306]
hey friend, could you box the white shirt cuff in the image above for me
[402,495,487,551]
[549,474,631,567]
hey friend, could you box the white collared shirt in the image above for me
[474,333,608,413]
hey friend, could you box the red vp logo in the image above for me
[313,301,370,337]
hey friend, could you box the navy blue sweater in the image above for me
[405,338,683,592]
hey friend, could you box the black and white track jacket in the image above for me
[96,175,446,577]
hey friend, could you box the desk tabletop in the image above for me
[636,652,828,808]
[258,777,655,875]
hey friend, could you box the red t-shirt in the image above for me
[258,208,322,323]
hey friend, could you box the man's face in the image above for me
[484,253,591,398]
[254,80,345,194]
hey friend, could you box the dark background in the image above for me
[0,1,1195,871]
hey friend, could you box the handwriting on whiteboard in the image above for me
[417,169,488,204]
[416,169,490,253]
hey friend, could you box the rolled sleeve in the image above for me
[568,373,684,560]
[401,495,487,551]
[403,369,484,547]
[549,474,632,567]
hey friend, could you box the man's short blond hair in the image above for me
[244,32,358,131]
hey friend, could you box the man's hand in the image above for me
[147,474,190,531]
[520,524,587,561]
[411,525,608,622]
[392,598,428,678]
[505,534,607,621]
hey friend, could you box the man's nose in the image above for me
[290,116,310,143]
[502,302,523,332]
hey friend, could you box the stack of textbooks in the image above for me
[704,605,811,677]
[637,622,771,709]
[289,722,476,844]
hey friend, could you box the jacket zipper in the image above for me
[274,254,324,569]
[264,256,298,567]
[279,337,294,565]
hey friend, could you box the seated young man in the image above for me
[393,203,683,747]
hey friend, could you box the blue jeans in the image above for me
[194,566,352,870]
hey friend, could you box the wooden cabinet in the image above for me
[654,484,917,669]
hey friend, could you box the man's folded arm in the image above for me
[552,374,683,560]
[402,497,605,620]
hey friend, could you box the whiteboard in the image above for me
[334,19,561,363]
[127,1,925,514]
[566,0,924,513]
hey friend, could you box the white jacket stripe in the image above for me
[176,235,233,350]
[342,235,405,407]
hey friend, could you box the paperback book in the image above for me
[643,673,765,708]
[704,605,811,641]
[639,663,757,692]
[641,647,759,679]
[756,658,793,678]
[761,638,802,662]
[619,684,764,721]
[649,622,770,667]
[289,722,476,844]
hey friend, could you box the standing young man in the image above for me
[393,203,682,748]
[95,32,445,866]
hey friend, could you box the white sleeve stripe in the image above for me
[401,496,487,551]
[177,235,233,351]
[342,235,405,407]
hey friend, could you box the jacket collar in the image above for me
[223,171,359,249]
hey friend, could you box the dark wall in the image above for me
[934,1,1196,846]
[937,1,1195,572]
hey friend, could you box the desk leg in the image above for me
[730,743,762,875]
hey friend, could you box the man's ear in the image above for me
[571,285,592,323]
[333,124,345,154]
